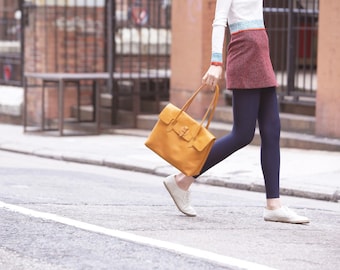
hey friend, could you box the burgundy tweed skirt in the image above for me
[226,29,277,90]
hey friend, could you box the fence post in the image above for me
[19,0,25,86]
[106,0,118,124]
[286,0,296,99]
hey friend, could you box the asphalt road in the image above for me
[0,150,339,270]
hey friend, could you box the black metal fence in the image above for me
[110,0,171,108]
[264,0,319,102]
[0,0,22,86]
[113,0,171,73]
[15,0,171,112]
[19,0,170,76]
[1,0,319,108]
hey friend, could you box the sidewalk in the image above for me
[0,124,339,203]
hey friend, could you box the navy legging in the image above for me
[197,87,281,199]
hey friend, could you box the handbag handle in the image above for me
[175,84,220,130]
[201,84,220,129]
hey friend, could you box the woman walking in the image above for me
[163,0,309,224]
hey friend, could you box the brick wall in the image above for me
[24,5,106,125]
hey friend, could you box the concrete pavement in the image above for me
[0,124,339,203]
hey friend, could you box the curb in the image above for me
[196,178,340,203]
[1,145,339,203]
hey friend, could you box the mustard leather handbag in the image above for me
[145,84,219,176]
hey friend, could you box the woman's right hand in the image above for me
[202,65,223,90]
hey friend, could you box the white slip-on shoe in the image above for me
[263,206,310,224]
[163,175,197,217]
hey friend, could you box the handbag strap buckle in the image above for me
[178,126,189,137]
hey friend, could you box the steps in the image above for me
[214,106,316,134]
[135,105,340,152]
[72,91,163,130]
[73,93,340,151]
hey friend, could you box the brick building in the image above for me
[0,0,340,143]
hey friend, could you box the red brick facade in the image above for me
[24,5,106,124]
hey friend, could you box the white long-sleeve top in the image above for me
[211,0,265,63]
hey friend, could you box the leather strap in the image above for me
[178,84,220,129]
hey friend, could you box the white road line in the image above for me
[0,201,277,270]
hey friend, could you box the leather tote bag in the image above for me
[145,84,219,176]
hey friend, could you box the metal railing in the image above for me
[1,0,319,109]
[109,0,171,104]
[264,0,319,103]
[22,1,106,74]
[113,0,171,74]
[19,1,170,76]
[0,0,22,86]
[18,0,171,127]
[19,0,170,105]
